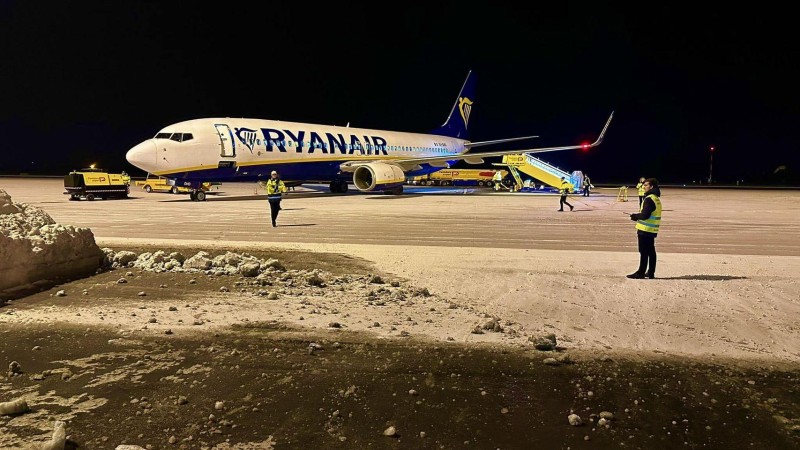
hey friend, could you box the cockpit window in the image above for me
[154,132,192,142]
[154,133,194,142]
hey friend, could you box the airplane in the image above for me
[125,71,613,201]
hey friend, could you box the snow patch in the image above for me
[0,189,103,300]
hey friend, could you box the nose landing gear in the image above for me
[189,190,207,201]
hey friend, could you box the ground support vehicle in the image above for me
[407,169,507,187]
[134,174,217,195]
[134,174,188,194]
[63,168,130,201]
[494,154,585,193]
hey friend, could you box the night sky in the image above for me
[2,2,798,185]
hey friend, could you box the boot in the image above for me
[626,272,645,279]
[570,205,574,211]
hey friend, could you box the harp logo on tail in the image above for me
[459,97,473,129]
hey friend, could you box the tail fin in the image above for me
[431,70,476,139]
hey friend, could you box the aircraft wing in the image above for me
[340,112,614,173]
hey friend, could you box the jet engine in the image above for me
[352,163,406,192]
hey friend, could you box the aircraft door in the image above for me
[215,124,235,157]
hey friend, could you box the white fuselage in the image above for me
[126,118,468,185]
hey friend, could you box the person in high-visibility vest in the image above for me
[266,170,288,227]
[558,177,574,211]
[582,174,592,197]
[627,178,662,279]
[492,170,505,191]
[636,177,646,207]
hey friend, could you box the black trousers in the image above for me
[559,195,572,210]
[269,199,281,224]
[582,186,590,196]
[636,231,657,275]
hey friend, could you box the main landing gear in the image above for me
[329,179,349,194]
[189,190,207,201]
[386,185,403,195]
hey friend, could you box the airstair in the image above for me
[499,154,583,193]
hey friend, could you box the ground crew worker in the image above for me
[266,170,287,227]
[582,174,592,197]
[636,177,646,206]
[493,170,505,191]
[558,177,574,211]
[627,178,662,279]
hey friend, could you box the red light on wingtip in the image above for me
[581,142,590,152]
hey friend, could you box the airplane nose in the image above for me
[126,140,157,172]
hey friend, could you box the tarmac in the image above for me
[2,177,799,256]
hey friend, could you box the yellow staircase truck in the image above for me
[500,154,581,193]
[64,167,131,201]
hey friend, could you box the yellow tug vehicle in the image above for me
[63,166,131,201]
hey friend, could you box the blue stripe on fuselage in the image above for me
[164,161,453,187]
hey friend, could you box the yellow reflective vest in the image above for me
[560,180,571,194]
[266,179,287,198]
[635,194,662,234]
[636,182,645,196]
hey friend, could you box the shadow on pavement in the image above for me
[658,275,748,281]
